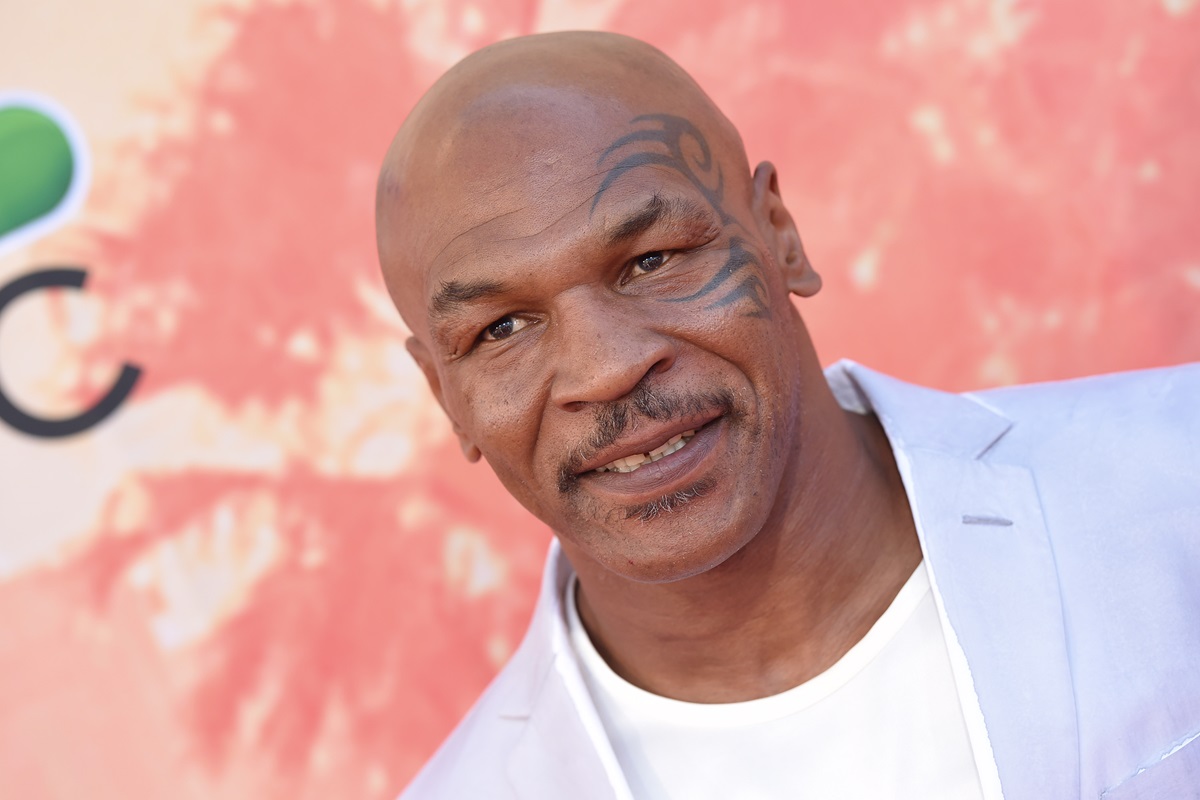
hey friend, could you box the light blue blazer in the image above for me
[400,361,1200,800]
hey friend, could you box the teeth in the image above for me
[594,430,696,474]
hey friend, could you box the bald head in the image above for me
[375,32,751,335]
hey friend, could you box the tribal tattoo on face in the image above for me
[592,114,770,319]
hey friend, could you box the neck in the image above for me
[566,403,921,704]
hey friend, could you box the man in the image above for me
[376,31,1199,800]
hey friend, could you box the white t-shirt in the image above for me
[565,563,985,800]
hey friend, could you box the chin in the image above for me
[569,483,768,584]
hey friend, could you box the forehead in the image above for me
[413,87,733,288]
[423,86,628,249]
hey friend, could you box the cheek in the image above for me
[456,362,547,469]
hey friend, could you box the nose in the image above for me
[548,289,676,411]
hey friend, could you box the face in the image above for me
[383,87,822,584]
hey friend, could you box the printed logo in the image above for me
[0,92,90,256]
[0,92,140,438]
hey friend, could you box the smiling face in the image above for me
[378,35,827,583]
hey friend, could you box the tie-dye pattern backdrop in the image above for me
[1,1,1197,797]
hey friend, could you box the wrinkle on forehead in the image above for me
[435,181,601,262]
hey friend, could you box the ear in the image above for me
[405,336,482,463]
[752,161,822,298]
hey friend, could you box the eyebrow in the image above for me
[603,193,713,247]
[429,278,509,321]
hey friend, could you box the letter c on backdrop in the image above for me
[0,267,141,438]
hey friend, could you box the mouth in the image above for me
[557,386,740,500]
[568,414,726,501]
[592,429,697,474]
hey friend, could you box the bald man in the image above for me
[377,32,1200,800]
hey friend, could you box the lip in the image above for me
[575,414,725,498]
[576,410,723,474]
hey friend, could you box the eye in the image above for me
[629,251,669,278]
[480,314,530,342]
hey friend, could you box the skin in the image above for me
[376,31,921,703]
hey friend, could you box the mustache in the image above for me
[557,381,736,494]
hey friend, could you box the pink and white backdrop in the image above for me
[1,0,1197,797]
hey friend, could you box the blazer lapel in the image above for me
[905,450,1082,800]
[839,363,1082,800]
[506,659,624,800]
[503,545,631,800]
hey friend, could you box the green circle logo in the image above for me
[0,93,90,254]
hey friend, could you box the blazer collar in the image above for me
[826,359,1012,459]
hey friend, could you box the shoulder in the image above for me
[971,360,1200,429]
[969,362,1200,474]
[964,362,1200,551]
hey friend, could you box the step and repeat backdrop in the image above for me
[1,0,1197,797]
